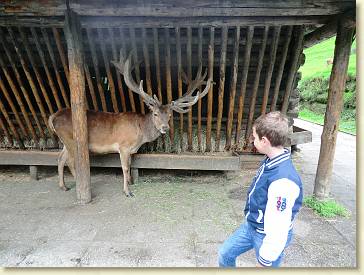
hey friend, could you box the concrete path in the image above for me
[0,119,356,267]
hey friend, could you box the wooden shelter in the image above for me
[0,1,355,203]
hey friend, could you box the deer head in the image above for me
[112,50,213,134]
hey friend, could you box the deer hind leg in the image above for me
[119,151,133,197]
[58,146,69,191]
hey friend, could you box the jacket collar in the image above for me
[264,148,291,169]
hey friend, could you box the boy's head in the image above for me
[252,111,289,152]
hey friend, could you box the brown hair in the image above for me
[253,111,289,147]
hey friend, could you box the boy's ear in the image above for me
[261,136,270,145]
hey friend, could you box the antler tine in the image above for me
[112,50,161,107]
[170,77,213,113]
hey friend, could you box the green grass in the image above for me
[299,36,356,80]
[299,108,356,135]
[303,196,349,218]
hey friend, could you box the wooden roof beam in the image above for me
[303,9,355,48]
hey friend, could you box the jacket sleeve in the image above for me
[257,178,300,267]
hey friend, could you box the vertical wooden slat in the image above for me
[65,8,91,204]
[261,26,281,115]
[30,27,63,110]
[84,57,99,110]
[0,115,12,145]
[270,26,293,112]
[235,26,254,144]
[18,27,55,115]
[141,28,153,97]
[52,27,70,85]
[129,27,145,114]
[86,27,107,111]
[225,26,240,150]
[7,27,55,140]
[281,26,305,114]
[98,28,118,112]
[120,28,136,112]
[0,75,28,137]
[42,28,70,108]
[165,28,174,149]
[0,99,23,148]
[187,27,193,151]
[215,26,228,151]
[197,27,203,152]
[109,28,127,112]
[205,27,215,152]
[314,19,354,200]
[175,27,184,151]
[153,28,163,103]
[245,26,269,141]
[0,29,45,139]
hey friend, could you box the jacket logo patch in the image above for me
[276,197,287,211]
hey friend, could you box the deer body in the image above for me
[50,49,212,197]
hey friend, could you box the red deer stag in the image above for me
[49,51,212,197]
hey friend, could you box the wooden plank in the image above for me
[129,27,145,114]
[86,28,107,111]
[175,27,184,151]
[186,27,193,151]
[0,28,45,140]
[197,27,203,152]
[119,27,136,112]
[84,57,99,110]
[77,16,330,29]
[205,28,214,152]
[0,0,354,17]
[52,27,70,85]
[270,26,293,111]
[108,27,126,112]
[42,28,70,108]
[281,26,305,114]
[245,26,269,140]
[225,26,240,150]
[235,26,254,144]
[0,151,241,171]
[164,28,175,150]
[215,26,228,151]
[30,27,63,110]
[65,8,91,204]
[261,26,280,115]
[97,28,118,112]
[314,18,354,200]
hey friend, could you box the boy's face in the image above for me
[252,127,267,154]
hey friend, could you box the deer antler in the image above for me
[170,64,213,113]
[112,50,161,108]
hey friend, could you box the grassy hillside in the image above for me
[298,36,356,135]
[299,36,356,80]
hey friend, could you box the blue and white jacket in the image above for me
[243,148,303,267]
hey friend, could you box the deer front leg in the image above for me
[58,146,70,191]
[119,152,134,197]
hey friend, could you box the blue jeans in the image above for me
[218,221,293,267]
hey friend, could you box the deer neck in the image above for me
[143,112,161,143]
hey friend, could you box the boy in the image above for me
[218,111,303,267]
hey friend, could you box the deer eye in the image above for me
[153,113,158,116]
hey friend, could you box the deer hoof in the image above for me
[125,191,134,197]
[60,186,70,191]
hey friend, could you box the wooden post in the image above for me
[29,166,38,180]
[314,18,354,200]
[65,8,91,204]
